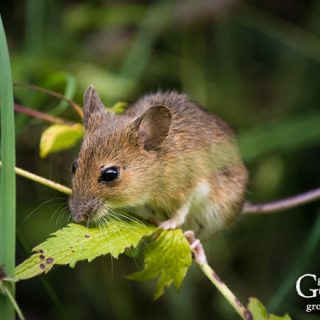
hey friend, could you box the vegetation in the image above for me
[0,15,16,320]
[1,1,320,319]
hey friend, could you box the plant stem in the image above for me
[0,161,72,195]
[185,232,252,320]
[242,187,320,214]
[14,103,75,125]
[3,285,25,320]
[14,82,83,118]
[198,262,251,320]
[0,15,16,320]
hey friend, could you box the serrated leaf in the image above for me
[248,298,292,320]
[39,123,84,158]
[248,298,268,320]
[127,229,192,299]
[15,220,155,281]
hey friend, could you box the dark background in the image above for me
[1,0,320,319]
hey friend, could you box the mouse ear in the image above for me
[132,105,172,150]
[83,85,105,128]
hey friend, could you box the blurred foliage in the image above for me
[1,0,320,319]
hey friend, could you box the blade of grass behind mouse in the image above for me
[0,15,16,320]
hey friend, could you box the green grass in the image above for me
[239,112,320,162]
[0,15,16,320]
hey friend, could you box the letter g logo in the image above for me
[296,274,318,298]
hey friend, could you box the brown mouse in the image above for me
[69,85,248,239]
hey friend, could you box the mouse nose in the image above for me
[71,206,90,223]
[69,196,103,223]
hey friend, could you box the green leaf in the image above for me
[248,298,292,320]
[15,220,193,299]
[15,220,155,281]
[248,298,268,320]
[127,229,192,299]
[39,123,84,158]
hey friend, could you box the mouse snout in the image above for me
[69,196,103,223]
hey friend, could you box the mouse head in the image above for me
[69,86,172,223]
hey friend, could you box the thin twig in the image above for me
[14,103,75,125]
[0,161,72,195]
[185,231,252,320]
[242,187,320,214]
[14,82,83,118]
[199,263,252,320]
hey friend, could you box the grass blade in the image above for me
[0,15,16,320]
[239,113,320,162]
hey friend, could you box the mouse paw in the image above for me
[159,219,181,230]
[184,230,196,243]
[184,230,207,265]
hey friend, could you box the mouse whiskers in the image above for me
[96,207,115,278]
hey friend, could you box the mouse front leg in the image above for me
[159,200,191,230]
[158,181,210,230]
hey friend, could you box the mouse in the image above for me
[69,85,248,239]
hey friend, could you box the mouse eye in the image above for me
[72,160,78,175]
[99,166,119,184]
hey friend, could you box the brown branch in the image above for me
[14,82,83,118]
[242,187,320,215]
[14,104,75,125]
